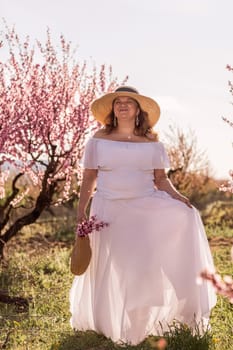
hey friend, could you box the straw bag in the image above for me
[70,235,92,275]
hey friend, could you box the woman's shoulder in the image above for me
[146,132,159,142]
[145,133,166,149]
[92,128,107,139]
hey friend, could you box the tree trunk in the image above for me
[0,181,56,259]
[0,209,44,259]
[0,239,5,260]
[0,290,29,311]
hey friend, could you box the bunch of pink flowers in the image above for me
[219,169,233,193]
[76,215,109,237]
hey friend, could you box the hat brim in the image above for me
[91,91,160,127]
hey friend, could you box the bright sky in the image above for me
[1,0,233,178]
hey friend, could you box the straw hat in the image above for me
[91,86,160,127]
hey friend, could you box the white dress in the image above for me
[70,138,216,345]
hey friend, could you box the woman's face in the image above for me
[113,96,139,122]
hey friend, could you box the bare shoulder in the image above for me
[93,128,107,139]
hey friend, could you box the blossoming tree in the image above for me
[0,25,127,258]
[201,64,233,303]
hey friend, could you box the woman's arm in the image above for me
[154,169,192,208]
[77,168,98,222]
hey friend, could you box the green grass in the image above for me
[205,225,233,239]
[0,223,232,350]
[208,247,233,349]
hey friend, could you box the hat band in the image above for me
[115,86,139,94]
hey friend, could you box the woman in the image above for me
[70,86,216,345]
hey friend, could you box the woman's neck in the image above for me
[114,127,135,135]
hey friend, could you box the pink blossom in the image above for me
[0,24,127,252]
[77,215,109,237]
[156,338,167,349]
[0,25,127,206]
[226,64,233,71]
[10,188,30,208]
[0,170,9,199]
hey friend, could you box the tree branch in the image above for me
[0,173,23,232]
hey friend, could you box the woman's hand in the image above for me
[77,212,87,224]
[154,169,192,208]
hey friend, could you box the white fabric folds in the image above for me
[70,138,216,345]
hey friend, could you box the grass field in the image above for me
[0,222,232,350]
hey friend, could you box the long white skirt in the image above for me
[70,190,216,345]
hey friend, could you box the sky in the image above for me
[1,0,233,178]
